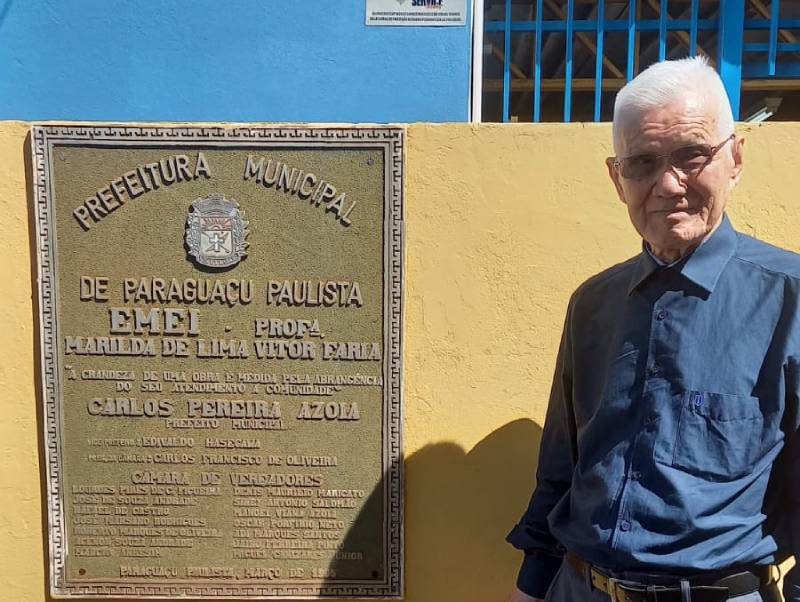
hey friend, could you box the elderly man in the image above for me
[506,56,798,602]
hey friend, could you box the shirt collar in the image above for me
[627,214,738,295]
[646,244,679,267]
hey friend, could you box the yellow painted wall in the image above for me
[1,121,798,601]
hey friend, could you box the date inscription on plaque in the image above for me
[32,126,403,598]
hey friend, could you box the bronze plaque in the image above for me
[32,125,403,599]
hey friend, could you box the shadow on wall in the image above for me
[327,418,544,601]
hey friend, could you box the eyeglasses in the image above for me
[612,134,735,180]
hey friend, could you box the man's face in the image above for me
[606,95,744,257]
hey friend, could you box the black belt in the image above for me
[565,551,773,602]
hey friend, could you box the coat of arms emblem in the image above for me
[185,193,249,269]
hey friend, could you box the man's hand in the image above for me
[506,587,544,602]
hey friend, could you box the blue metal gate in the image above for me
[483,0,800,122]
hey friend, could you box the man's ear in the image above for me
[606,157,627,204]
[729,135,745,190]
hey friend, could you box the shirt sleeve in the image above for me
[506,298,578,599]
[782,358,800,602]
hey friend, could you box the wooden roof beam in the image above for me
[543,0,626,79]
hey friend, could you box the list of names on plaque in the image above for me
[32,126,403,599]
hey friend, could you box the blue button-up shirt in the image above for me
[507,215,800,600]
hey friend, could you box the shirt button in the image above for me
[649,365,662,377]
[656,310,668,321]
[620,520,631,532]
[631,471,642,480]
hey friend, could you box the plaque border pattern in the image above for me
[31,125,404,599]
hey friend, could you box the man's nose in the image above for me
[653,163,688,197]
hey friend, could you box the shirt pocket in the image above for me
[669,391,764,481]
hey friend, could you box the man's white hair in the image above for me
[612,56,735,155]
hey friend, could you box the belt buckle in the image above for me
[607,577,623,602]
